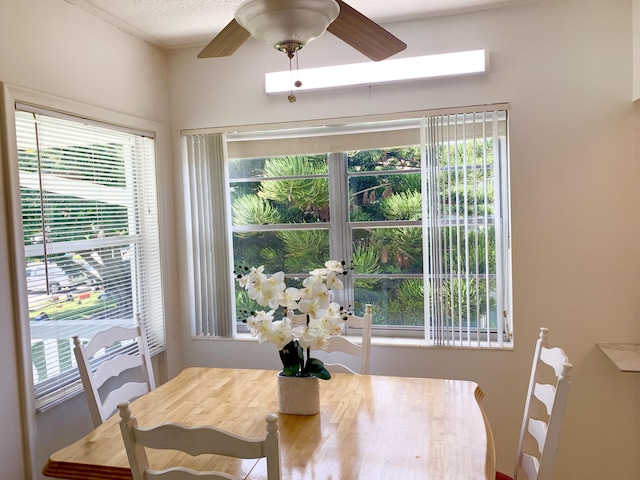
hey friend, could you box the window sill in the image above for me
[191,333,513,350]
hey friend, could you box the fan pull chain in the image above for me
[288,55,295,102]
[287,53,303,103]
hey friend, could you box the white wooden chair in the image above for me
[284,309,308,327]
[317,304,372,375]
[118,402,281,480]
[496,327,573,480]
[73,315,156,428]
[286,305,372,374]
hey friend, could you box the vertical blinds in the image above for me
[184,133,233,337]
[422,111,509,347]
[15,107,165,411]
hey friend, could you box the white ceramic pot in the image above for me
[277,373,320,415]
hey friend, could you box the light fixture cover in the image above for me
[235,0,340,50]
[265,50,489,95]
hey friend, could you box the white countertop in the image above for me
[597,343,640,372]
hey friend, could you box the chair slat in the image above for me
[147,467,238,480]
[102,382,151,420]
[539,346,569,378]
[521,453,540,479]
[532,382,556,416]
[325,336,361,356]
[84,325,140,358]
[136,423,267,458]
[527,418,548,454]
[93,354,145,388]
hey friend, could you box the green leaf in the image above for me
[311,367,332,380]
[281,364,300,377]
[303,357,331,380]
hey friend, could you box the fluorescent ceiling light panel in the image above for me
[265,49,487,95]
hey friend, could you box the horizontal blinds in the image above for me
[15,108,165,411]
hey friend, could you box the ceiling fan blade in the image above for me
[197,19,251,59]
[327,0,407,62]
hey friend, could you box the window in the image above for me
[184,106,511,346]
[14,105,165,410]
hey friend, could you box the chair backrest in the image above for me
[284,309,307,326]
[285,305,372,374]
[118,402,281,480]
[319,304,373,375]
[73,314,156,428]
[513,327,572,480]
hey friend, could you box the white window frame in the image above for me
[0,82,168,476]
[182,105,512,346]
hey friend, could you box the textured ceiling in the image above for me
[63,0,534,49]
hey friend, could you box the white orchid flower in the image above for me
[278,286,301,309]
[308,267,329,276]
[253,270,285,309]
[317,314,343,336]
[246,270,267,302]
[324,260,344,272]
[249,310,275,342]
[325,271,343,290]
[314,284,331,309]
[264,318,294,350]
[302,273,324,287]
[252,265,265,274]
[237,260,349,377]
[298,296,328,321]
[291,324,307,340]
[244,266,265,290]
[324,302,343,320]
[294,326,328,350]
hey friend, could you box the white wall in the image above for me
[0,0,637,478]
[168,0,640,479]
[0,0,175,478]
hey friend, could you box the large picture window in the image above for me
[14,106,165,410]
[184,107,511,346]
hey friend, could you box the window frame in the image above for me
[0,82,168,422]
[183,104,511,345]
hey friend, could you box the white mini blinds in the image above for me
[14,105,165,411]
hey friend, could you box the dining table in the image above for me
[42,367,496,479]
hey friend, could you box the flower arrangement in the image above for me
[237,260,347,380]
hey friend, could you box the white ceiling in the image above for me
[63,0,533,50]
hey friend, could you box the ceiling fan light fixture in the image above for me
[235,0,340,55]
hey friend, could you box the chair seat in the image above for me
[496,471,513,480]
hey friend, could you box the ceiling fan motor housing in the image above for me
[235,0,340,51]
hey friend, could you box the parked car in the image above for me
[26,263,72,293]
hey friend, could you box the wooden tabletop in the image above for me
[43,367,496,479]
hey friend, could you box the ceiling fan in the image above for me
[197,0,407,62]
